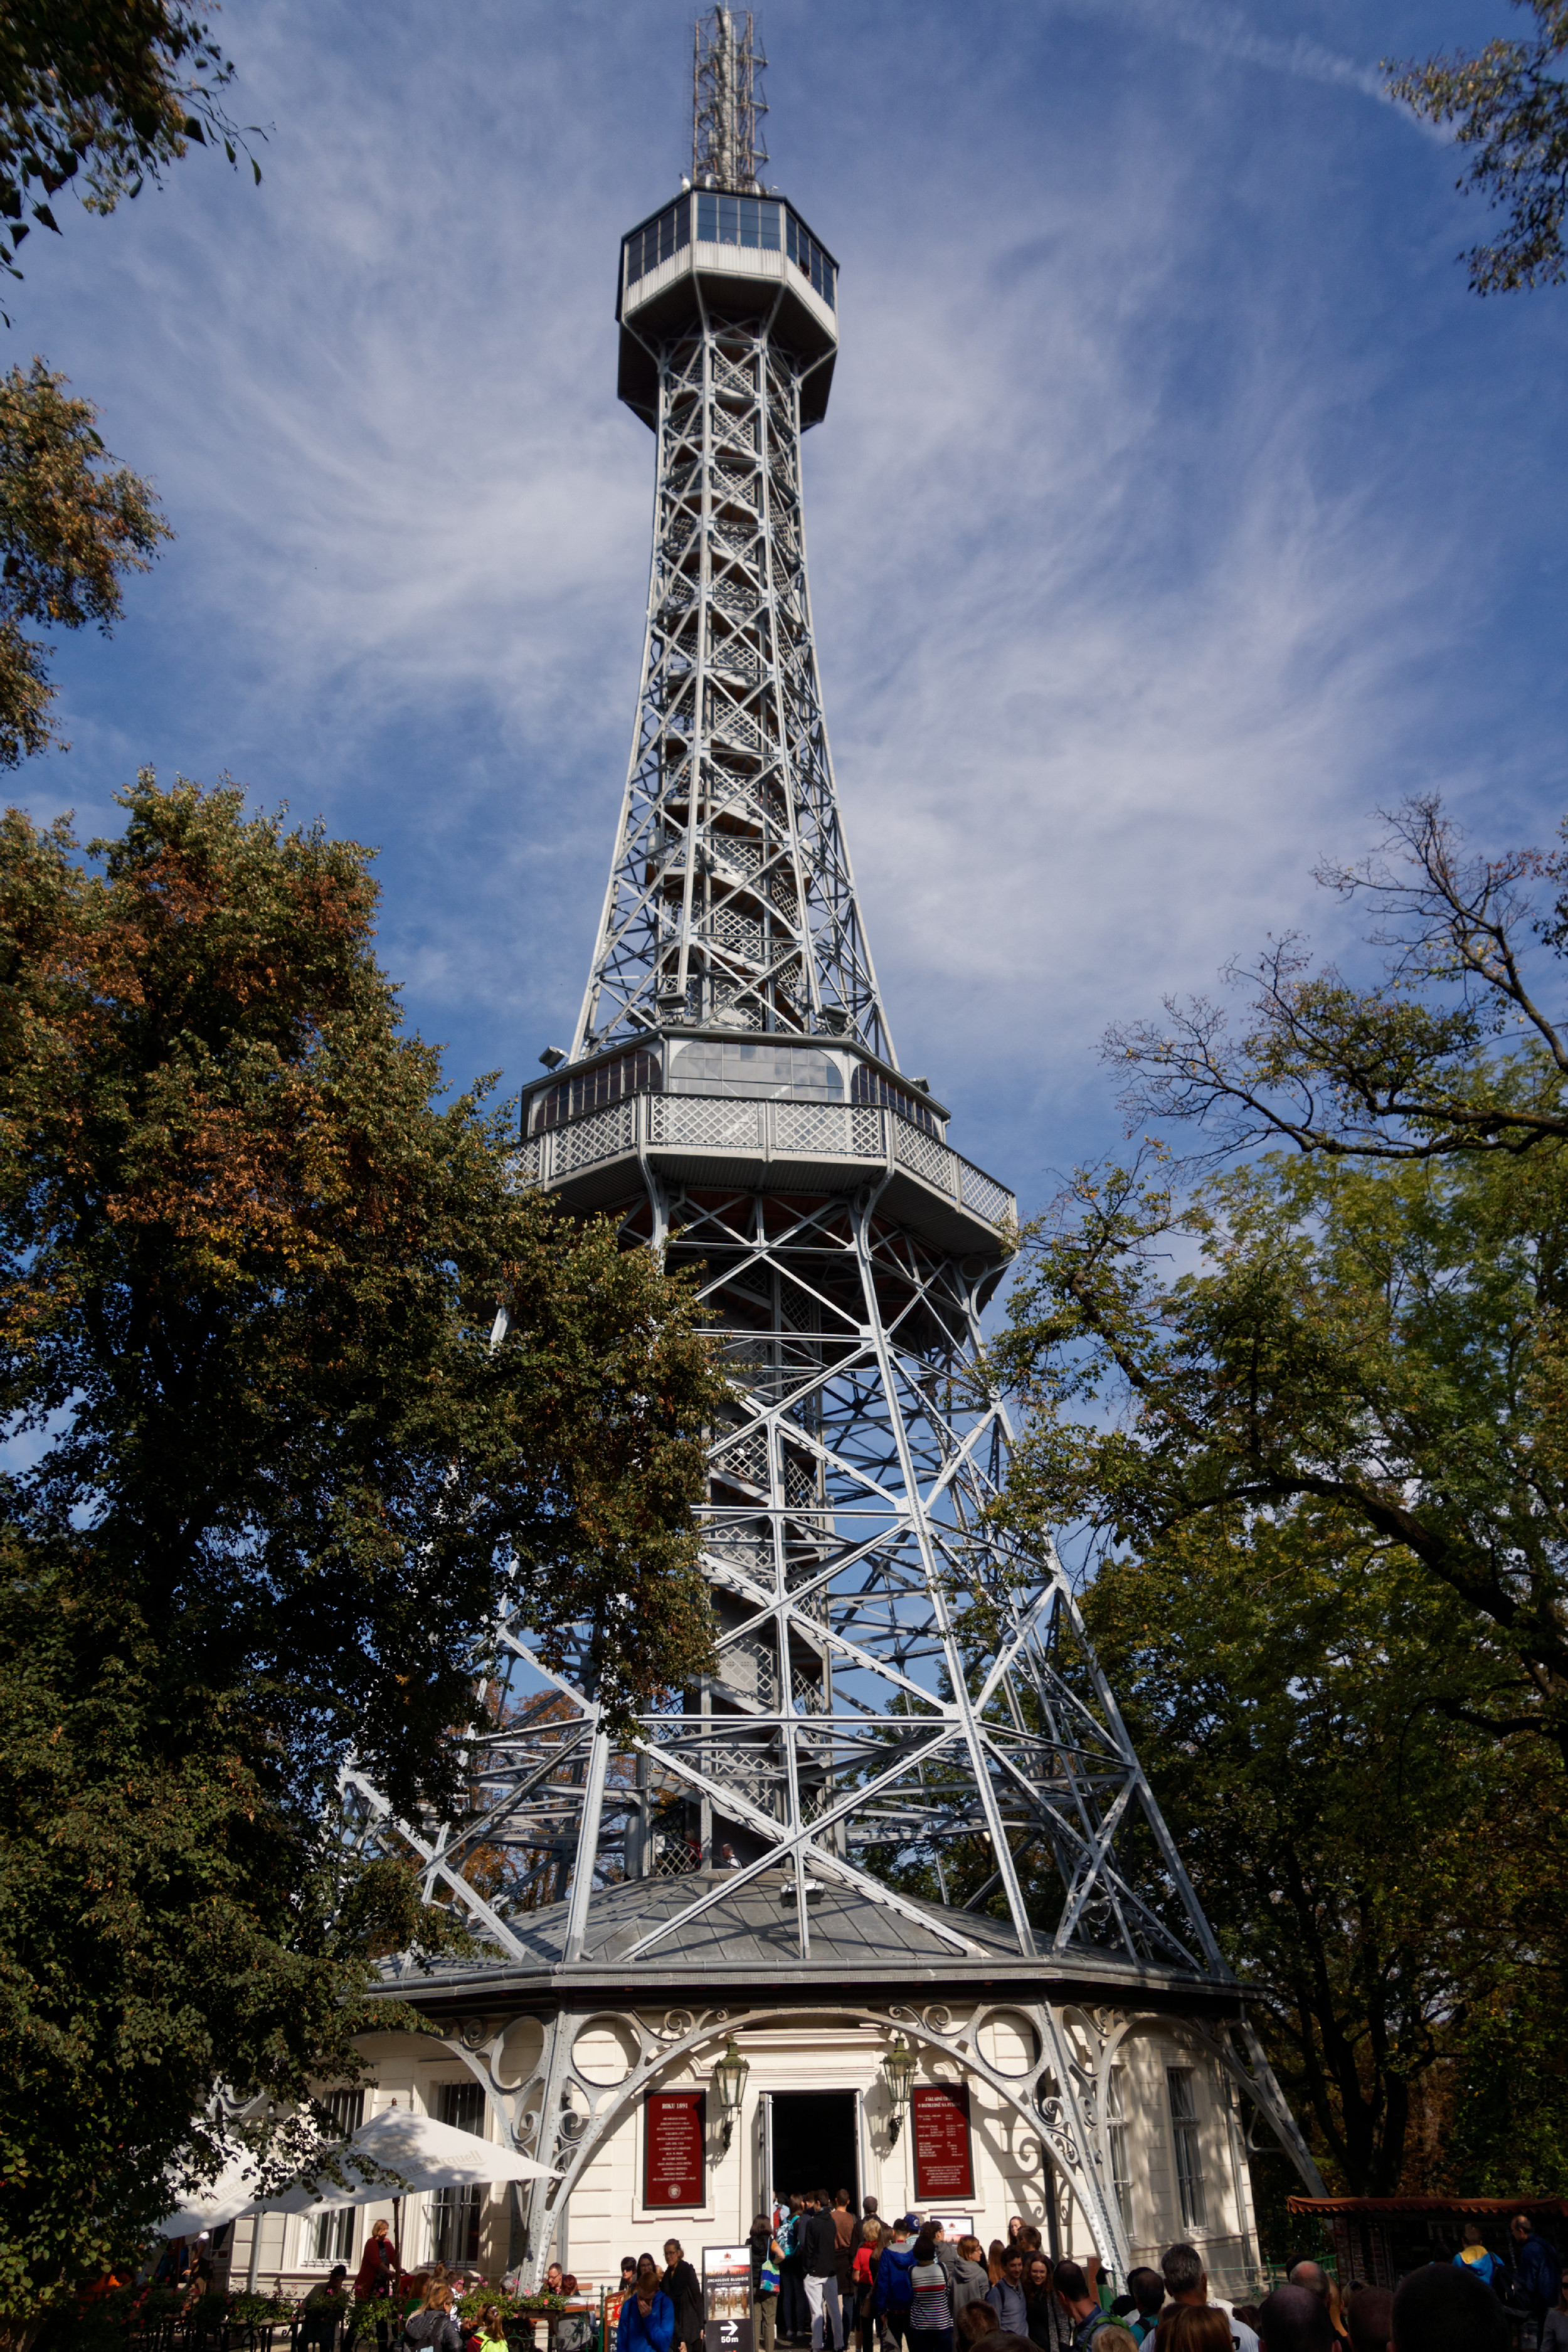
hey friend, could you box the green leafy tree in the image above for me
[0,775,724,2320]
[1386,2,1568,294]
[1078,1512,1558,2198]
[994,1148,1568,2194]
[0,358,169,764]
[996,1145,1568,1766]
[0,0,257,286]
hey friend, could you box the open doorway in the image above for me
[768,2090,859,2210]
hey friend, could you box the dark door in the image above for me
[770,2091,858,2208]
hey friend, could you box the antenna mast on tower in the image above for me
[693,7,768,191]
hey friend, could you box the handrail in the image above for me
[516,1094,1015,1235]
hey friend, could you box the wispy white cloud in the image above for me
[14,0,1564,1204]
[1053,0,1393,105]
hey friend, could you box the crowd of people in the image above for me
[327,2223,591,2352]
[608,2198,1568,2352]
[262,2194,1566,2352]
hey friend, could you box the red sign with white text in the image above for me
[912,2084,973,2202]
[645,2089,706,2208]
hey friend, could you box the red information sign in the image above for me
[912,2084,973,2202]
[645,2089,706,2208]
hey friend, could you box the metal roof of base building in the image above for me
[377,1868,1239,2019]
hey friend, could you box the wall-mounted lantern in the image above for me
[883,2035,917,2145]
[714,2035,751,2152]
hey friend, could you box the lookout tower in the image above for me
[317,10,1325,2301]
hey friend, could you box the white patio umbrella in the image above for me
[155,2153,270,2238]
[154,2106,555,2237]
[277,2106,556,2214]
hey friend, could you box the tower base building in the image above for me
[229,6,1325,2309]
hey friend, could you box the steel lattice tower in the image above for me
[339,9,1323,2280]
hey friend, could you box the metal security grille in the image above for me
[311,2089,366,2263]
[1167,2068,1208,2232]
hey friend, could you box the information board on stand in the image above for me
[702,2246,754,2352]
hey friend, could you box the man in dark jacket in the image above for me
[661,2241,704,2352]
[1512,2217,1562,2330]
[803,2195,845,2352]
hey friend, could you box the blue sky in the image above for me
[13,0,1567,1216]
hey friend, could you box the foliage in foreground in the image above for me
[1079,1510,1565,2198]
[0,360,168,765]
[0,776,724,2319]
[997,808,1568,2190]
[1386,1,1568,295]
[0,0,256,287]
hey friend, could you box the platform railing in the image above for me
[516,1093,1016,1236]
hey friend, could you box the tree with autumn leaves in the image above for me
[0,776,723,2319]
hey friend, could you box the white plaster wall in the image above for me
[223,2015,1265,2302]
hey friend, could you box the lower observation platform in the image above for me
[514,1089,1017,1259]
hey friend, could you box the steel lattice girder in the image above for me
[332,294,1237,2015]
[337,1168,1231,1989]
[575,321,887,1057]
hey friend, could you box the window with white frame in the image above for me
[430,2083,485,2267]
[1107,2065,1133,2232]
[1166,2068,1207,2233]
[312,2089,367,2263]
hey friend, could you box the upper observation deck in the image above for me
[617,189,840,427]
[517,1028,1016,1263]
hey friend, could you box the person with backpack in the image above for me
[1051,2266,1108,2352]
[985,2254,1028,2341]
[875,2222,919,2352]
[781,2199,810,2347]
[1512,2215,1564,2336]
[753,2212,783,2352]
[1454,2225,1507,2295]
[908,2232,954,2352]
[803,2190,845,2351]
[1125,2272,1164,2349]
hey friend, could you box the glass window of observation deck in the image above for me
[669,1040,842,1101]
[783,211,836,310]
[849,1062,938,1136]
[532,1046,662,1133]
[694,192,783,253]
[624,196,691,289]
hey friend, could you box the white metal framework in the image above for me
[336,14,1327,2279]
[575,314,887,1061]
